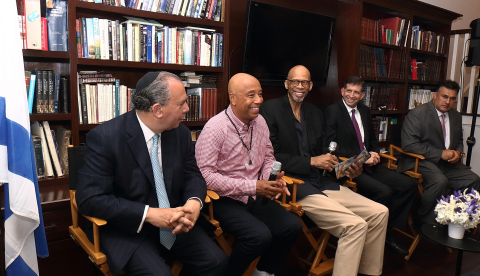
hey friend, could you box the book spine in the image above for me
[76,19,82,57]
[32,135,45,179]
[54,73,60,113]
[41,17,48,50]
[25,0,42,49]
[60,78,68,113]
[48,70,54,113]
[28,74,36,114]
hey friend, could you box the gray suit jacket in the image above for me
[398,101,463,173]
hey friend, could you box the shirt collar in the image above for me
[226,105,257,130]
[136,112,157,143]
[435,108,448,119]
[342,99,357,113]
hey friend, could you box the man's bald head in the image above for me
[287,65,311,81]
[227,73,263,125]
[228,73,261,98]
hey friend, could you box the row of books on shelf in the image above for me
[84,0,224,22]
[31,121,71,179]
[25,69,68,114]
[19,0,68,51]
[184,86,217,121]
[410,27,445,54]
[408,87,433,110]
[361,17,410,47]
[76,16,223,67]
[358,45,406,79]
[361,86,400,110]
[77,72,135,124]
[409,59,442,81]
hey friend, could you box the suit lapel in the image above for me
[358,104,370,150]
[126,111,155,189]
[338,101,358,141]
[161,130,174,197]
[281,96,301,152]
[428,101,446,148]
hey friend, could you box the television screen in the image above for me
[242,1,335,86]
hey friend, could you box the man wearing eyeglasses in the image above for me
[323,76,416,256]
[260,65,388,276]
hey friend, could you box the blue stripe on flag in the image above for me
[6,256,39,276]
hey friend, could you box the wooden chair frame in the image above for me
[380,144,425,261]
[68,146,182,276]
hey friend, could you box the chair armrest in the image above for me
[379,152,397,161]
[279,176,304,213]
[391,145,425,160]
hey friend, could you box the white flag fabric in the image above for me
[0,1,49,275]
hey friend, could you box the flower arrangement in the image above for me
[434,188,480,229]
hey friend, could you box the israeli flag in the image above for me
[0,1,49,275]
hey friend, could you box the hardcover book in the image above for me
[47,0,68,51]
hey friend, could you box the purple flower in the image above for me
[455,207,462,213]
[454,190,461,198]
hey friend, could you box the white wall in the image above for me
[419,0,480,30]
[420,1,480,174]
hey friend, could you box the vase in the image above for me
[448,224,465,239]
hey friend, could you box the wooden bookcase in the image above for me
[336,0,461,145]
[10,1,230,275]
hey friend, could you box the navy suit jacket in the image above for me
[324,100,379,158]
[76,110,206,274]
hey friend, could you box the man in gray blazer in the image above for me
[399,80,480,225]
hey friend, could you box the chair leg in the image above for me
[243,257,260,276]
[171,261,183,276]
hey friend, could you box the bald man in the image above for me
[260,65,388,276]
[195,73,302,276]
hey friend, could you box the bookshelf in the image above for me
[13,0,231,274]
[336,0,461,144]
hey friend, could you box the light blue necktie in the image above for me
[151,134,176,249]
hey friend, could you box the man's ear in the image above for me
[229,93,236,106]
[284,80,289,90]
[308,82,313,91]
[151,103,163,119]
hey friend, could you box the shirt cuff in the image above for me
[188,197,203,209]
[137,205,149,233]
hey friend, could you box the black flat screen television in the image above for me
[242,1,335,86]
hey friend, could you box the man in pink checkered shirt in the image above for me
[195,73,302,276]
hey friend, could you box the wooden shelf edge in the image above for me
[75,1,225,29]
[30,113,72,121]
[362,77,406,83]
[408,80,441,85]
[38,176,70,188]
[371,109,408,115]
[360,40,404,50]
[23,49,70,60]
[77,58,224,72]
[79,120,207,129]
[409,48,448,57]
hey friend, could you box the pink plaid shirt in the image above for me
[195,105,275,204]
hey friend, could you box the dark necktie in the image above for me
[352,109,371,173]
[440,114,446,144]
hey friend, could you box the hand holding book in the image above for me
[334,149,371,179]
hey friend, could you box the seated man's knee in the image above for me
[342,216,368,238]
[205,249,228,274]
[279,213,303,240]
[240,225,272,253]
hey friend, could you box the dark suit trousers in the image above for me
[123,225,228,276]
[419,160,480,224]
[213,196,302,276]
[354,165,416,230]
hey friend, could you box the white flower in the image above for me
[435,188,480,229]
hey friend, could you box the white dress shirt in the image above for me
[135,113,202,233]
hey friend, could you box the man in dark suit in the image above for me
[323,76,416,256]
[260,65,388,276]
[76,71,227,276]
[398,80,480,225]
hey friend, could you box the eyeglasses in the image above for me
[287,79,311,87]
